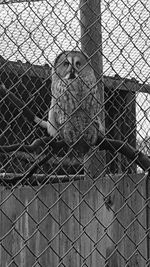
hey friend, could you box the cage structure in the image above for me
[0,0,150,266]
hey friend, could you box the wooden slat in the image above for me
[0,55,51,80]
[79,173,147,266]
[36,184,60,266]
[59,182,80,267]
[109,173,147,266]
[104,75,150,94]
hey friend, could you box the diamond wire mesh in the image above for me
[0,0,149,266]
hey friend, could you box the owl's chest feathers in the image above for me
[51,78,99,151]
[54,77,96,123]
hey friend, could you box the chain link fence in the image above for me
[0,0,150,266]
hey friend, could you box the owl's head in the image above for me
[52,50,93,80]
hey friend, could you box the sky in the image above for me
[0,0,80,67]
[0,0,150,141]
[0,0,149,81]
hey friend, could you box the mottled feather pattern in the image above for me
[47,50,104,153]
[51,74,100,145]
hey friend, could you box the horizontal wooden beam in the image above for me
[0,55,149,93]
[0,172,146,187]
[0,172,85,186]
[0,0,42,4]
[0,55,51,79]
[104,75,150,94]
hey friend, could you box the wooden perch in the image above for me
[95,137,150,171]
[0,135,150,186]
[0,137,69,156]
[0,83,150,186]
[1,134,150,172]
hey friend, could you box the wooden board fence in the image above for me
[0,173,148,266]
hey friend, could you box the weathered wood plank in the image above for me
[0,187,26,266]
[36,184,60,266]
[0,173,148,266]
[0,184,60,266]
[59,181,80,267]
[79,178,111,266]
[104,75,150,94]
[108,173,147,266]
[79,173,147,266]
[79,176,118,266]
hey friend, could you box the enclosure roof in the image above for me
[0,55,149,93]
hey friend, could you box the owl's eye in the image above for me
[64,61,69,67]
[76,61,81,68]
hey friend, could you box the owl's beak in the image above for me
[64,64,78,80]
[69,72,76,79]
[68,67,77,80]
[68,66,76,80]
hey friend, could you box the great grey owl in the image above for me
[35,50,104,153]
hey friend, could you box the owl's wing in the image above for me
[47,97,58,137]
[83,71,104,135]
[47,79,67,137]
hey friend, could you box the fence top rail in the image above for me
[0,55,149,94]
[0,0,42,4]
[0,172,147,187]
